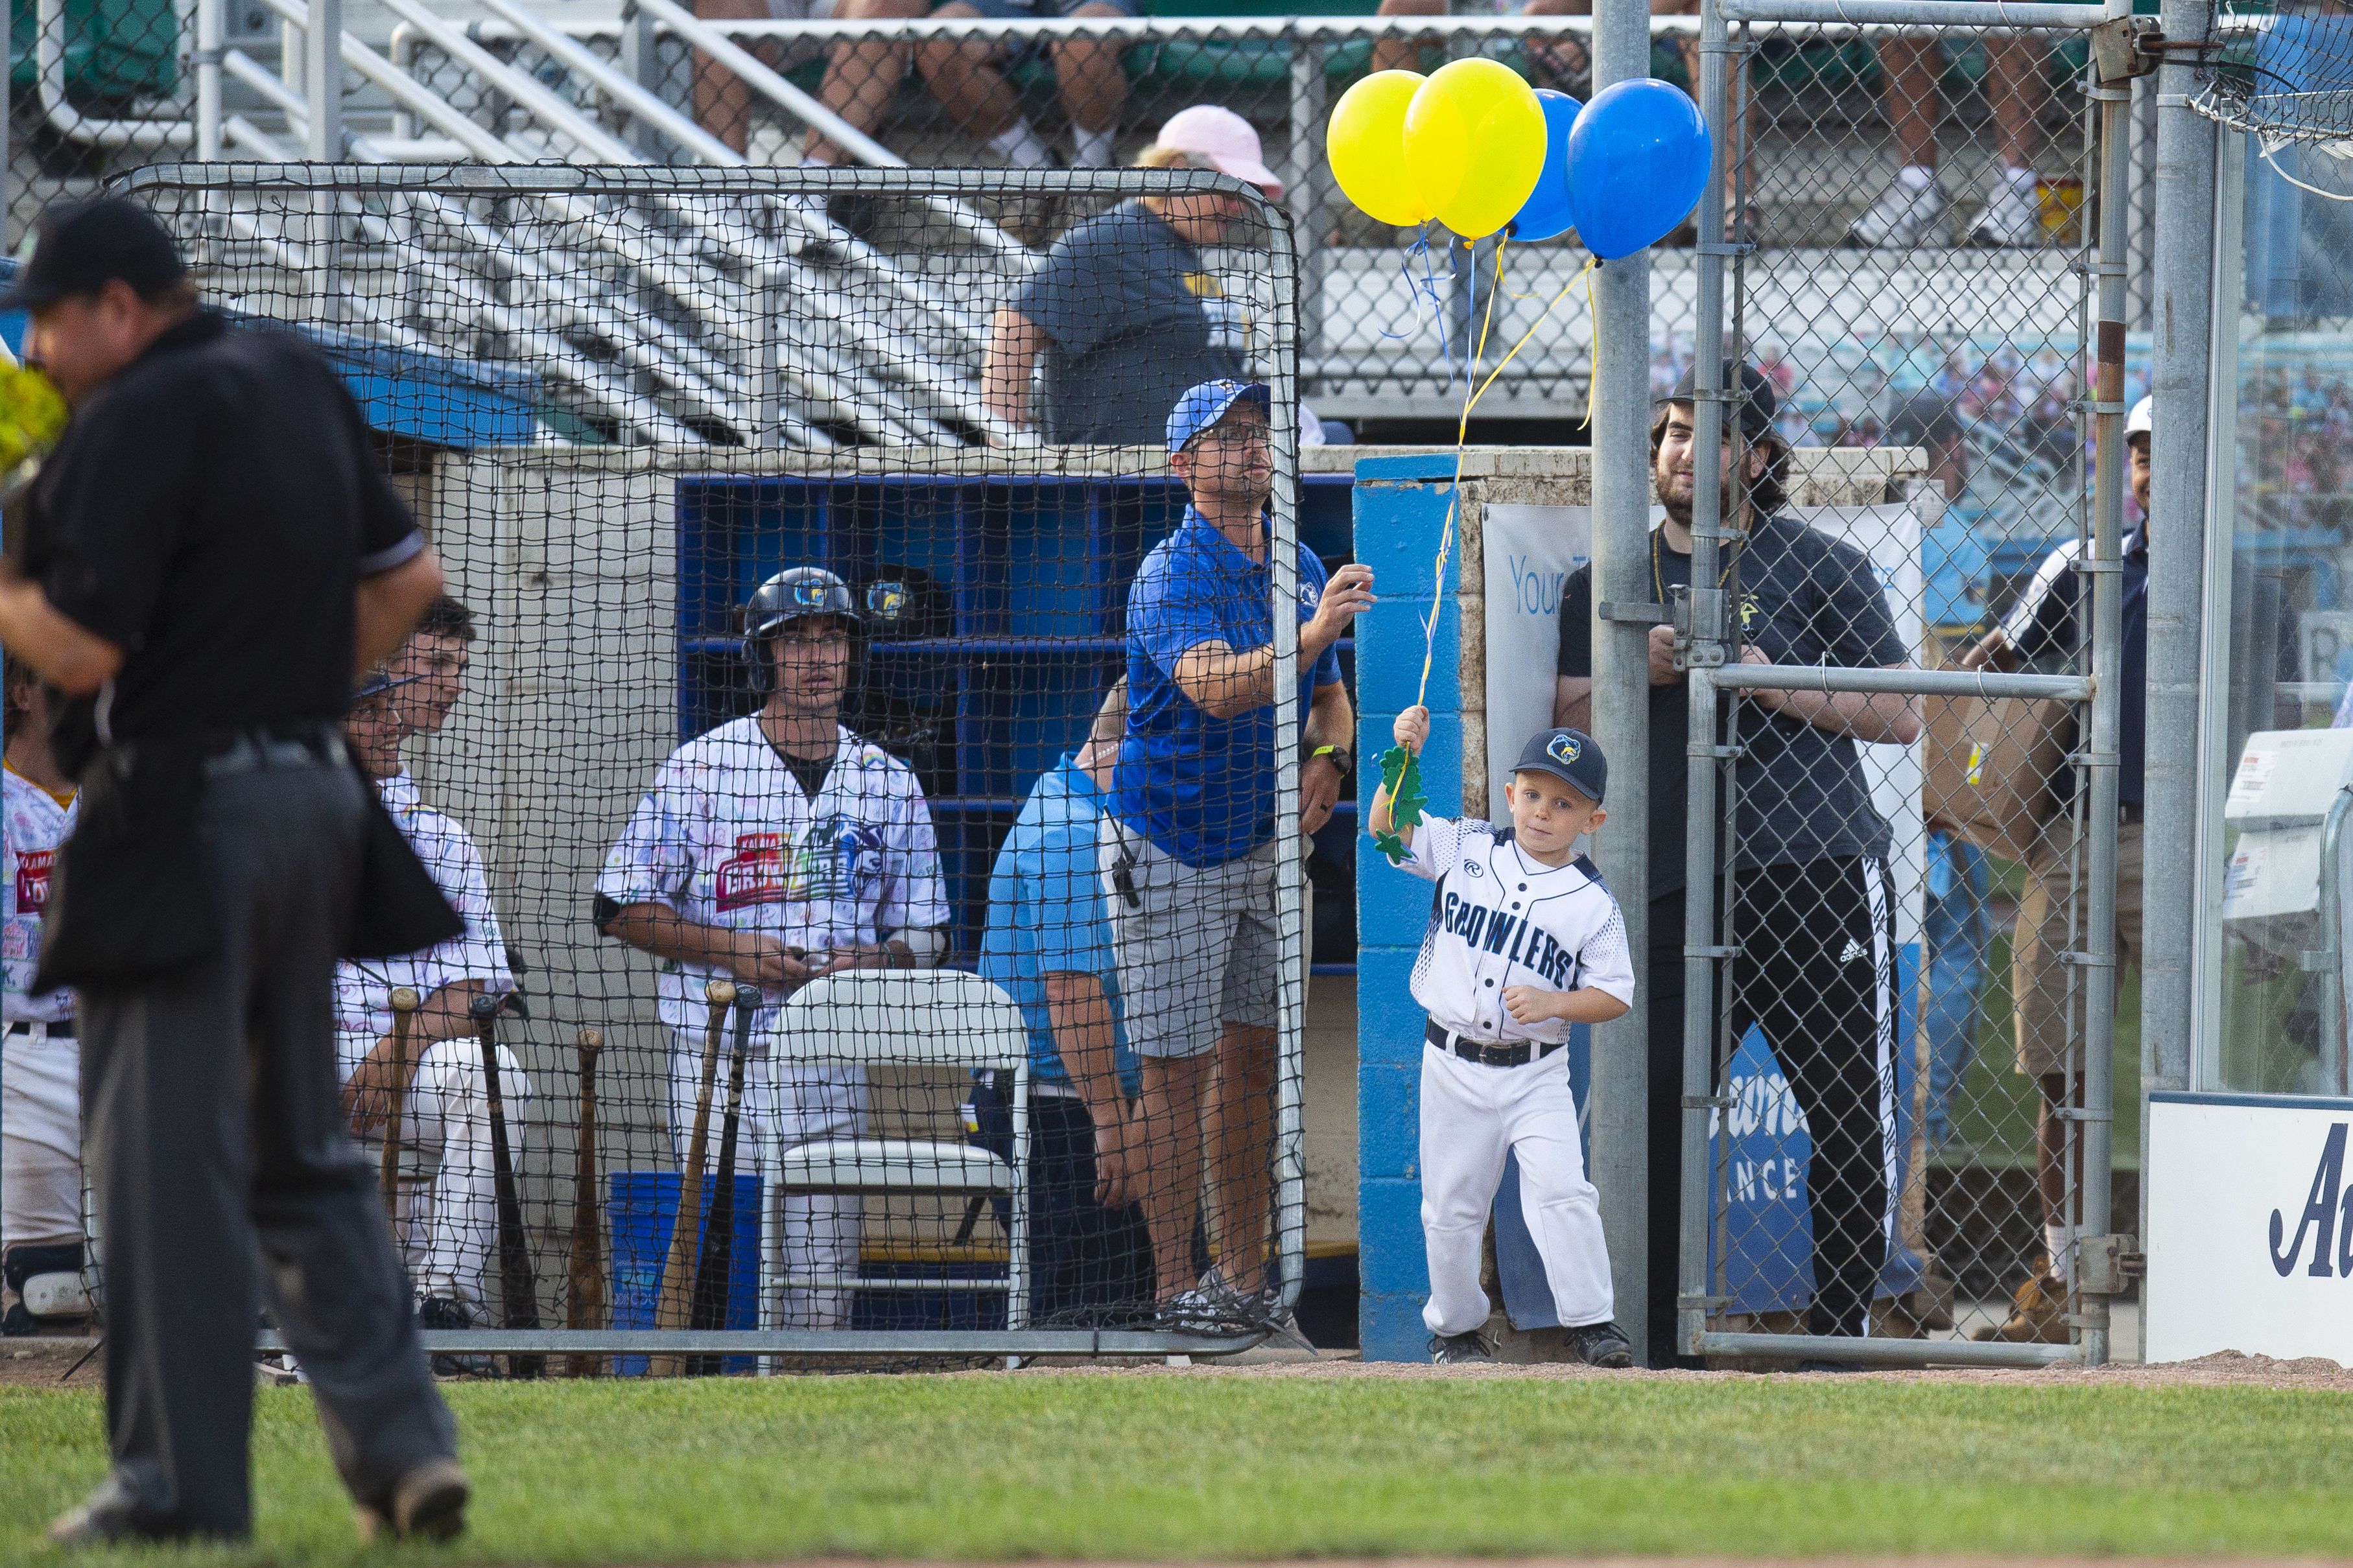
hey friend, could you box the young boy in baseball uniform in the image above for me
[1369,707,1637,1367]
[2,662,86,1335]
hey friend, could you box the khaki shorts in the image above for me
[1100,819,1280,1060]
[2011,821,2144,1079]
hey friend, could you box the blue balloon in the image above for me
[1507,89,1583,244]
[1563,77,1711,260]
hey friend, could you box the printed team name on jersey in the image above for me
[716,832,790,911]
[715,819,890,911]
[1436,889,1579,989]
[15,848,54,912]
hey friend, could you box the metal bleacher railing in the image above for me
[5,3,2164,469]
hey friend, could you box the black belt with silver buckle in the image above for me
[5,1019,74,1038]
[1425,1019,1562,1068]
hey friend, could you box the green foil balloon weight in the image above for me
[1371,744,1428,865]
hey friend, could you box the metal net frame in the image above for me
[2188,0,2353,148]
[51,161,1316,1371]
[1675,0,2134,1367]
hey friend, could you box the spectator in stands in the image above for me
[1845,34,2059,248]
[982,108,1282,445]
[975,681,1155,1322]
[1370,0,1700,102]
[1557,362,1921,1365]
[733,0,1131,180]
[1111,379,1370,1320]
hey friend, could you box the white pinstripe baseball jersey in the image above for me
[1399,815,1635,1045]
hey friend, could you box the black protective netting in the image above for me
[54,164,1312,1372]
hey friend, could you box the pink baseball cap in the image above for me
[1155,105,1283,200]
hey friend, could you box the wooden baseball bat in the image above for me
[565,1027,606,1379]
[650,978,735,1377]
[377,987,421,1229]
[686,990,757,1373]
[469,992,543,1379]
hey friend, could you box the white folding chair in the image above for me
[755,971,1032,1341]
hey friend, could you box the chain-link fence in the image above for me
[1673,0,2133,1364]
[3,163,1323,1371]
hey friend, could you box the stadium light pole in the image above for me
[1587,0,1653,1366]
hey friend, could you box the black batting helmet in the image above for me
[744,566,857,694]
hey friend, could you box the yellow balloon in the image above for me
[1327,71,1432,228]
[1402,58,1546,240]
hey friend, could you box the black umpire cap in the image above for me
[1657,360,1780,445]
[0,197,185,313]
[1513,727,1609,805]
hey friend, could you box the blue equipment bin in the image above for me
[608,1170,763,1375]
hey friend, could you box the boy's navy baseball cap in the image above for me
[1166,378,1269,456]
[1514,727,1608,804]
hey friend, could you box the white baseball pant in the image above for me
[667,1041,862,1330]
[1419,1039,1613,1337]
[388,1038,530,1313]
[2,1024,83,1251]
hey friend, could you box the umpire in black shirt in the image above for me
[0,199,466,1545]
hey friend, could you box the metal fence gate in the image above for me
[97,161,1312,1370]
[1677,0,2144,1366]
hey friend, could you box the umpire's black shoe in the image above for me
[1427,1330,1493,1365]
[417,1295,496,1377]
[1563,1320,1636,1369]
[49,1473,174,1549]
[355,1458,470,1544]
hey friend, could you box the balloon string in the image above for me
[1415,235,1505,712]
[1382,227,1455,379]
[1583,260,1600,431]
[1464,257,1594,423]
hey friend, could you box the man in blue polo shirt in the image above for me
[1108,378,1373,1320]
[975,685,1153,1323]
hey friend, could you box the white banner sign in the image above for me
[2146,1092,2353,1364]
[1480,504,1591,816]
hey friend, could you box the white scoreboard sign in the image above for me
[2146,1091,2353,1364]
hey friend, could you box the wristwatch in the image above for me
[1311,743,1353,780]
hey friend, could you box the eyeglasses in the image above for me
[1194,420,1271,449]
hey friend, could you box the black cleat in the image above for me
[417,1296,497,1377]
[1563,1320,1636,1369]
[1428,1330,1493,1365]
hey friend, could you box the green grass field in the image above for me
[8,1371,2353,1564]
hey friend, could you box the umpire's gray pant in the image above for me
[80,759,456,1539]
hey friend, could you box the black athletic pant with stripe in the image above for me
[1642,855,1895,1353]
[1730,854,1895,1339]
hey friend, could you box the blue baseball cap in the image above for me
[1166,379,1270,457]
[1513,727,1608,804]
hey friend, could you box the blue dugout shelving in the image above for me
[672,472,1360,963]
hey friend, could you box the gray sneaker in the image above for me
[1428,1329,1493,1364]
[1563,1320,1635,1368]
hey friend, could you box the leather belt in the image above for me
[1426,1019,1563,1068]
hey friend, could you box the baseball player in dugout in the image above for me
[1557,362,1921,1367]
[337,598,526,1370]
[596,565,950,1328]
[2,659,86,1338]
[1369,710,1638,1370]
[0,196,469,1547]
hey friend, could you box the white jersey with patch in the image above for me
[1399,815,1635,1045]
[333,769,514,1076]
[3,768,77,1024]
[595,720,949,1036]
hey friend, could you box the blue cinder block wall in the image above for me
[1353,456,1466,1363]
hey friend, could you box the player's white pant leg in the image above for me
[670,1040,865,1331]
[1418,1043,1511,1337]
[1,1029,82,1250]
[407,1038,530,1312]
[1497,1055,1613,1328]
